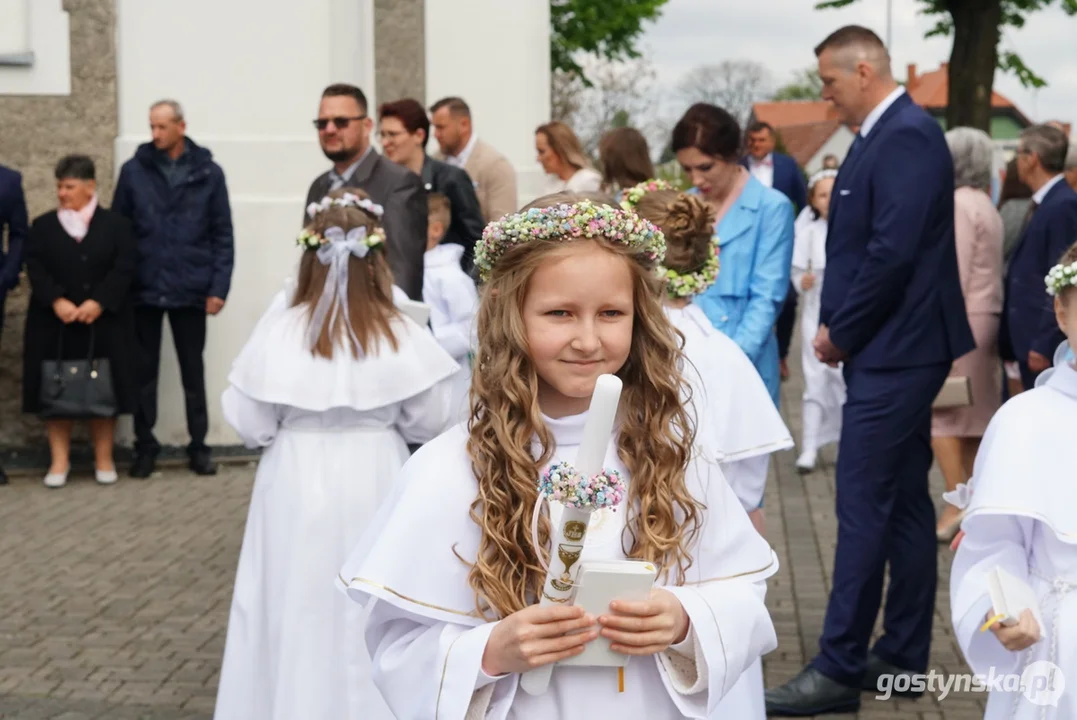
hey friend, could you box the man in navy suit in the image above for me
[0,165,29,486]
[743,122,807,380]
[1003,124,1077,389]
[765,26,973,716]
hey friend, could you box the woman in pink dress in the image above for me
[932,127,1004,541]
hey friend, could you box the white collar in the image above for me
[1033,174,1066,205]
[424,242,465,268]
[859,86,906,138]
[450,134,479,167]
[540,409,589,447]
[330,145,373,183]
[1046,359,1077,400]
[749,153,774,166]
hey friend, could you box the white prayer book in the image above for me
[987,565,1044,629]
[559,560,658,667]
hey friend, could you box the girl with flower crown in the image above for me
[213,188,459,720]
[629,182,791,720]
[791,169,846,473]
[948,242,1077,718]
[337,193,777,719]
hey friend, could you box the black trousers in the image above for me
[134,306,208,456]
[776,281,798,361]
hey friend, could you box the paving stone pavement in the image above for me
[0,363,982,719]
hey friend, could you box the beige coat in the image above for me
[441,138,517,223]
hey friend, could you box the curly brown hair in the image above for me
[459,192,702,619]
[631,190,715,276]
[294,188,399,358]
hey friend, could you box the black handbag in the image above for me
[39,325,117,418]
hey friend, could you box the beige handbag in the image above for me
[933,376,972,409]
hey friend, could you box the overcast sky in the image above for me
[639,0,1077,130]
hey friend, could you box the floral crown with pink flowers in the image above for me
[474,200,667,282]
[298,193,386,249]
[619,178,676,210]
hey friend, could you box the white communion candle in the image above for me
[520,374,623,696]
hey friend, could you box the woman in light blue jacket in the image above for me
[672,103,795,407]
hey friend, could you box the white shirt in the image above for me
[747,153,774,188]
[1032,173,1067,204]
[858,86,906,138]
[446,134,478,169]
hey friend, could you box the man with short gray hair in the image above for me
[113,99,234,479]
[766,24,973,716]
[1002,123,1077,389]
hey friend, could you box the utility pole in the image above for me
[886,0,893,50]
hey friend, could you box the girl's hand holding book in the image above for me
[482,605,599,676]
[598,589,689,656]
[986,608,1041,652]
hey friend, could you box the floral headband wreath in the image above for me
[617,178,720,299]
[1045,260,1077,297]
[808,168,839,191]
[473,200,667,283]
[296,193,388,352]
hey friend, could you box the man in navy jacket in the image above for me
[0,165,28,485]
[1003,124,1077,389]
[742,122,807,379]
[766,26,973,716]
[113,100,234,479]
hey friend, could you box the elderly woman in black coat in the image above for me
[23,155,139,489]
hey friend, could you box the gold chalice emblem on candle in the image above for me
[551,544,583,591]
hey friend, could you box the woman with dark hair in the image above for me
[598,126,655,199]
[672,103,795,408]
[377,98,486,271]
[22,154,139,488]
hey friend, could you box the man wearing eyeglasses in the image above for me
[304,84,427,300]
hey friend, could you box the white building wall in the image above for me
[0,0,71,95]
[424,0,550,206]
[114,0,375,447]
[805,125,856,175]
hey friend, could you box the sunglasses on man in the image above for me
[313,115,367,131]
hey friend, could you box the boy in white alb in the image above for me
[948,243,1077,719]
[423,192,479,422]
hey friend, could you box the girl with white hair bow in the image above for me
[213,188,459,720]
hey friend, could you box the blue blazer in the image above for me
[819,93,973,369]
[741,152,807,212]
[0,165,28,294]
[695,175,795,404]
[1004,179,1077,359]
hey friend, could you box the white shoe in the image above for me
[95,468,118,485]
[43,469,69,488]
[795,450,817,474]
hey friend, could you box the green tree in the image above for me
[816,0,1077,132]
[773,68,824,101]
[551,0,669,84]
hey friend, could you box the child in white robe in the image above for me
[791,170,845,473]
[631,183,791,720]
[948,243,1077,719]
[338,194,778,720]
[213,190,459,720]
[424,192,479,423]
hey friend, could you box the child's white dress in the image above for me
[666,303,793,512]
[213,282,459,720]
[424,242,479,421]
[791,213,845,470]
[338,409,779,719]
[950,361,1077,719]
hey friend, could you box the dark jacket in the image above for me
[305,151,427,300]
[0,164,28,293]
[112,138,235,308]
[740,152,808,213]
[1004,179,1077,360]
[421,156,486,271]
[22,208,140,415]
[820,92,974,369]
